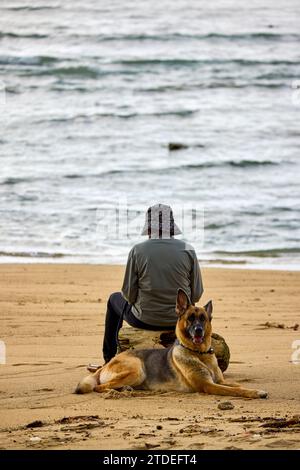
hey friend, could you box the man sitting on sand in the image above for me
[102,203,203,364]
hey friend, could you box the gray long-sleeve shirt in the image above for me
[121,238,203,327]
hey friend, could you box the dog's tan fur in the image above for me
[76,290,268,399]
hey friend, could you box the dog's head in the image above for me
[175,289,213,351]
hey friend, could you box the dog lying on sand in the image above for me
[76,289,268,399]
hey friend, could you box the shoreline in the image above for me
[0,264,299,450]
[0,261,300,272]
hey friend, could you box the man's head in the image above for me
[141,203,182,239]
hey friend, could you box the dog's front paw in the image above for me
[258,390,268,399]
[121,385,134,392]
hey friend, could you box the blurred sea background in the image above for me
[0,0,299,268]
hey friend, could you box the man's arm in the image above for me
[121,247,138,304]
[190,251,203,304]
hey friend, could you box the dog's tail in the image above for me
[75,367,102,394]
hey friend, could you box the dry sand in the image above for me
[0,264,299,450]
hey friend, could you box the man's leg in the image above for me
[102,292,129,363]
[101,292,176,367]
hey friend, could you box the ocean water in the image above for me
[0,0,300,268]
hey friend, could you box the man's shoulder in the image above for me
[129,240,147,254]
[132,238,196,252]
[172,239,197,255]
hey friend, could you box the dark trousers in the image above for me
[102,292,174,363]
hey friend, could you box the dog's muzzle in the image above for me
[191,325,204,344]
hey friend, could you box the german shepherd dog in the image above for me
[76,289,268,399]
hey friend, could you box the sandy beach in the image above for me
[0,264,299,450]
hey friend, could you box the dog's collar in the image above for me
[176,340,214,355]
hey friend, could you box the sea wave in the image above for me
[0,160,282,187]
[214,248,300,258]
[93,32,300,42]
[34,109,196,124]
[227,160,277,168]
[2,29,299,43]
[3,55,300,72]
[29,66,141,78]
[205,222,238,230]
[35,65,100,78]
[137,81,288,92]
[0,55,58,66]
[169,160,279,170]
[1,5,58,11]
[114,58,300,67]
[50,81,290,93]
[1,176,38,185]
[0,250,66,258]
[0,32,48,39]
[62,160,280,179]
[63,160,280,179]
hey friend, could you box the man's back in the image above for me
[122,238,203,327]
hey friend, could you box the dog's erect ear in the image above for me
[176,289,191,316]
[204,300,213,321]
